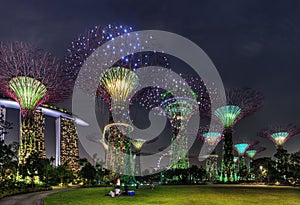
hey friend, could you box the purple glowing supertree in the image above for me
[258,124,300,183]
[68,24,169,179]
[197,124,224,154]
[0,41,75,163]
[258,124,300,149]
[213,88,264,182]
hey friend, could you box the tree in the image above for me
[19,152,40,187]
[289,150,300,181]
[0,140,18,188]
[55,165,74,186]
[274,149,290,183]
[252,157,277,184]
[79,162,96,185]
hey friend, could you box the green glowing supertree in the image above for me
[258,124,300,150]
[213,88,263,182]
[246,146,265,179]
[132,139,146,176]
[102,122,134,176]
[233,142,251,180]
[0,42,75,164]
[99,67,138,117]
[259,124,300,183]
[161,89,199,169]
[99,67,138,179]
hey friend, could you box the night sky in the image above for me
[1,0,300,162]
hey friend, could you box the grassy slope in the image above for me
[44,185,300,205]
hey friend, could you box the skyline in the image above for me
[1,0,300,162]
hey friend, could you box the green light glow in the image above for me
[161,97,198,121]
[214,105,241,128]
[271,132,289,146]
[234,143,250,156]
[8,76,47,111]
[132,139,146,152]
[202,132,222,146]
[99,67,138,106]
[246,150,257,159]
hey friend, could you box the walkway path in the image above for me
[0,188,73,205]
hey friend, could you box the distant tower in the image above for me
[0,106,6,140]
[56,116,80,173]
[33,109,46,158]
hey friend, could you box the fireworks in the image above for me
[258,124,300,149]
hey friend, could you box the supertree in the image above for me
[0,42,75,164]
[160,88,199,169]
[131,138,146,176]
[68,24,169,181]
[198,124,224,151]
[233,141,258,181]
[213,88,263,182]
[258,124,300,149]
[99,67,139,179]
[131,74,213,171]
[246,147,266,160]
[246,146,266,180]
[258,124,300,182]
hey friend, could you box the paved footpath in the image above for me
[0,188,73,205]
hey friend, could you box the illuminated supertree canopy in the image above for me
[258,124,300,148]
[214,88,264,129]
[201,132,223,146]
[212,88,263,183]
[132,138,146,152]
[246,147,265,159]
[0,42,75,117]
[233,143,250,156]
[214,105,241,128]
[246,150,256,159]
[99,67,138,110]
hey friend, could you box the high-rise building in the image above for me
[56,116,80,173]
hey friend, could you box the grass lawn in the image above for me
[44,185,300,205]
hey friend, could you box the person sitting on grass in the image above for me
[115,185,122,196]
[122,185,129,195]
[108,190,115,197]
[149,182,155,190]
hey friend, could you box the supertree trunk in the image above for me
[221,129,235,182]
